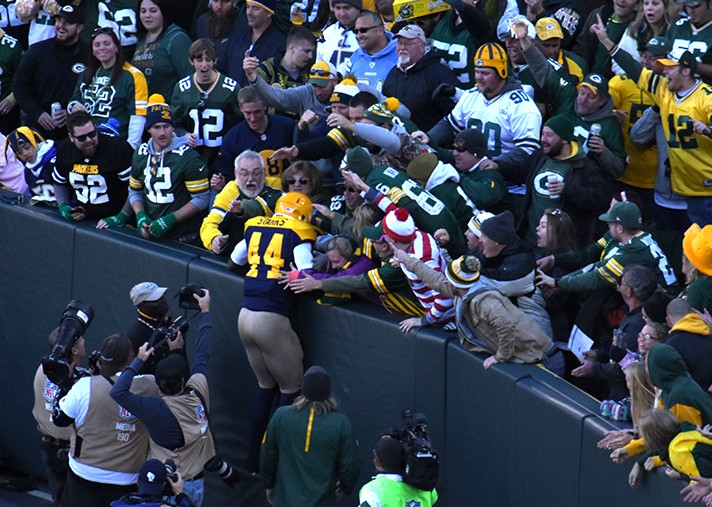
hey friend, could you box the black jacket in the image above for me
[498,144,611,247]
[382,50,460,132]
[12,38,88,138]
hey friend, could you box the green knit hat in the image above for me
[342,147,373,178]
[406,153,438,182]
[544,115,574,142]
[445,255,481,289]
[363,97,400,125]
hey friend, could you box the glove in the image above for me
[58,203,76,222]
[135,210,150,231]
[102,211,129,228]
[149,213,177,238]
[431,83,456,100]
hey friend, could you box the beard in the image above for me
[208,9,236,39]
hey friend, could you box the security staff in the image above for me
[53,334,159,507]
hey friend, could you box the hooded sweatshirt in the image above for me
[667,313,712,390]
[345,33,398,92]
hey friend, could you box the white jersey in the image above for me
[446,85,542,159]
[317,22,358,75]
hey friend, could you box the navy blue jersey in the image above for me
[243,215,316,315]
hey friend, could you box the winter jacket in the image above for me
[666,313,712,391]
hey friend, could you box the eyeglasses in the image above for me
[344,187,358,193]
[237,170,262,178]
[287,177,311,185]
[91,26,115,39]
[72,130,98,142]
[353,25,381,34]
[638,332,658,341]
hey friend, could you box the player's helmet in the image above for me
[275,192,313,222]
[474,42,508,79]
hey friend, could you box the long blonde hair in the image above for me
[624,361,656,427]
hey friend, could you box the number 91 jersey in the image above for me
[242,215,317,316]
[52,133,134,219]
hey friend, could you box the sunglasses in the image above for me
[91,26,115,39]
[287,177,311,185]
[454,147,474,154]
[73,130,98,142]
[353,25,380,34]
[310,68,332,77]
[343,187,358,193]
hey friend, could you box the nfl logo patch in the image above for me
[118,405,135,420]
[43,380,59,403]
[195,404,206,424]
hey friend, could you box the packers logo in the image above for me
[72,63,86,74]
[589,74,603,83]
[546,23,556,30]
[475,59,484,66]
[398,4,414,19]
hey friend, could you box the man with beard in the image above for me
[212,87,296,191]
[382,24,459,132]
[257,26,316,90]
[13,5,87,139]
[201,150,283,255]
[496,114,610,248]
[218,0,286,86]
[512,20,626,180]
[53,111,134,222]
[194,0,240,52]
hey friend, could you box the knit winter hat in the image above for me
[246,0,276,14]
[480,210,518,244]
[363,98,400,125]
[453,128,487,156]
[406,153,438,182]
[6,127,44,154]
[643,291,673,326]
[382,208,416,243]
[330,78,360,105]
[467,211,495,238]
[332,0,362,9]
[544,115,574,142]
[146,94,173,129]
[445,255,481,289]
[683,223,712,276]
[302,366,332,402]
[342,147,373,178]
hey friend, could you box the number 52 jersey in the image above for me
[52,133,134,219]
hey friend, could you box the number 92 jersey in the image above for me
[52,133,134,219]
[241,215,317,316]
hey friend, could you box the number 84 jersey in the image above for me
[52,133,134,219]
[445,82,542,159]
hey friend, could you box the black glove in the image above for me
[432,83,456,101]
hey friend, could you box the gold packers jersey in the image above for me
[609,74,658,189]
[636,67,712,196]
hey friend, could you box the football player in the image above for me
[228,191,317,473]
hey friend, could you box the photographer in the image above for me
[110,289,239,507]
[32,327,86,506]
[111,459,195,507]
[53,334,160,507]
[359,436,438,507]
[126,281,189,375]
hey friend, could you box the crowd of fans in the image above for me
[7,0,712,503]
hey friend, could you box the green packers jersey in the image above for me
[171,72,243,169]
[430,11,478,88]
[82,0,139,47]
[0,0,28,46]
[666,18,712,66]
[130,142,209,239]
[0,32,21,100]
[74,62,148,138]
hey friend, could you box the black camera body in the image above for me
[42,300,94,385]
[178,283,206,310]
[382,410,440,491]
[148,316,189,365]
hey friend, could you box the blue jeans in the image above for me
[687,196,712,226]
[167,477,204,507]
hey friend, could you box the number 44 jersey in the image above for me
[52,133,134,219]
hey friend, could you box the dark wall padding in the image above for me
[0,191,688,506]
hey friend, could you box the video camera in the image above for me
[382,410,440,491]
[42,301,94,385]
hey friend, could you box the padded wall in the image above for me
[0,191,689,506]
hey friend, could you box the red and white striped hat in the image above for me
[382,208,416,243]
